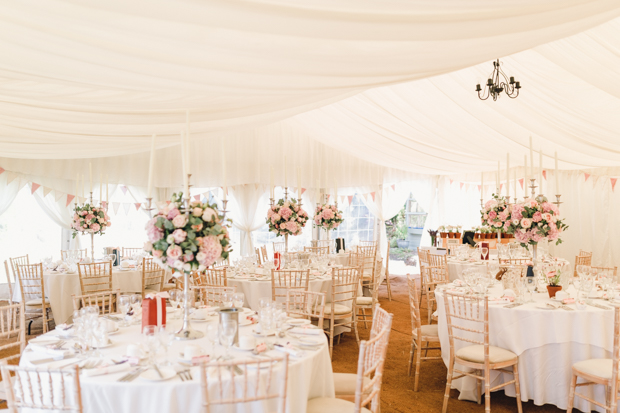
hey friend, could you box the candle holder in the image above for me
[89,191,95,262]
[529,179,538,198]
[505,195,511,205]
[553,194,562,208]
[142,197,154,218]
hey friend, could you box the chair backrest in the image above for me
[72,290,120,315]
[3,261,14,303]
[270,269,310,303]
[369,303,391,340]
[303,246,329,256]
[446,239,461,255]
[357,245,377,258]
[255,248,263,265]
[194,285,237,307]
[353,314,393,413]
[591,266,619,280]
[142,258,165,297]
[260,245,269,263]
[417,248,430,266]
[77,262,113,294]
[121,247,143,258]
[285,290,325,327]
[610,307,620,402]
[199,354,289,413]
[443,292,488,360]
[574,251,593,276]
[212,259,229,269]
[407,275,422,337]
[427,253,450,284]
[317,239,332,248]
[498,258,531,265]
[0,303,25,362]
[60,249,87,261]
[359,240,377,247]
[350,252,375,279]
[330,267,361,317]
[9,255,29,289]
[202,268,227,287]
[273,242,285,253]
[0,360,83,413]
[14,263,45,305]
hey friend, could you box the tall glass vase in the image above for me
[284,233,289,253]
[175,271,203,340]
[90,232,95,262]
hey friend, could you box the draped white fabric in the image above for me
[229,185,270,256]
[0,174,23,217]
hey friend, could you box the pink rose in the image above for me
[532,212,543,222]
[202,208,217,222]
[73,214,79,220]
[192,207,203,217]
[521,218,532,229]
[91,223,100,232]
[541,213,552,222]
[268,209,274,217]
[542,202,553,213]
[546,271,557,278]
[80,210,88,216]
[192,223,203,232]
[183,252,194,262]
[498,211,508,222]
[322,208,335,220]
[172,214,187,228]
[167,208,180,220]
[493,221,502,228]
[488,211,497,220]
[166,245,183,260]
[152,250,163,258]
[85,214,95,221]
[172,229,187,243]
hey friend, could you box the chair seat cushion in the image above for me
[324,304,352,315]
[307,397,371,413]
[456,345,517,364]
[162,283,176,289]
[356,297,373,306]
[573,359,612,380]
[25,298,50,307]
[414,324,439,338]
[333,373,371,396]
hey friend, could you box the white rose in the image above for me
[183,263,191,272]
[202,208,217,222]
[166,234,175,244]
[143,241,153,252]
[198,265,206,272]
[173,260,184,270]
[192,207,203,217]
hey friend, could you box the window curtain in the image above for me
[0,173,24,217]
[229,184,270,257]
[33,191,81,250]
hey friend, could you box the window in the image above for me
[332,194,375,246]
[0,186,62,271]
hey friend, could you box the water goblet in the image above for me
[143,325,160,365]
[157,325,174,365]
[232,293,245,308]
[118,295,132,326]
[206,323,219,353]
[219,320,237,359]
[221,292,234,308]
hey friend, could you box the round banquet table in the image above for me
[20,314,334,413]
[446,258,496,282]
[435,284,615,412]
[12,267,171,325]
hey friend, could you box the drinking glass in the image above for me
[169,290,182,309]
[232,293,245,308]
[481,248,489,261]
[158,325,174,365]
[118,295,131,326]
[221,292,234,308]
[143,325,160,365]
[219,320,237,359]
[273,257,280,270]
[206,323,219,353]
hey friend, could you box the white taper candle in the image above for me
[555,151,559,194]
[147,135,156,198]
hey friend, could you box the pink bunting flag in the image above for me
[120,185,128,195]
[499,184,503,192]
[65,194,75,207]
[166,200,171,205]
[584,173,591,182]
[193,194,200,201]
[43,187,52,198]
[30,183,40,194]
[112,202,121,214]
[391,184,395,191]
[0,167,5,175]
[55,191,64,202]
[611,178,618,192]
[370,192,376,201]
[542,170,547,180]
[134,202,142,211]
[325,194,330,201]
[459,182,464,190]
[519,178,524,189]
[347,195,354,205]
[301,188,306,195]
[449,179,453,185]
[340,196,345,204]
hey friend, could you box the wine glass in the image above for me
[481,248,489,261]
[157,325,174,365]
[206,323,219,353]
[273,257,280,270]
[168,290,181,310]
[143,325,160,365]
[118,295,132,326]
[219,320,237,359]
[221,292,234,308]
[232,293,245,308]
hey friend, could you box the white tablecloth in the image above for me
[12,268,167,324]
[446,259,495,282]
[435,285,615,412]
[20,316,334,413]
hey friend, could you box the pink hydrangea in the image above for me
[172,214,187,228]
[532,212,542,222]
[280,207,293,220]
[488,211,497,220]
[91,223,100,232]
[145,218,164,242]
[521,218,532,228]
[171,229,187,243]
[167,208,180,220]
[196,235,223,267]
[322,208,335,220]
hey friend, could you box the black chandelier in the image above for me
[476,59,521,101]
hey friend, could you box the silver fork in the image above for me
[52,340,66,349]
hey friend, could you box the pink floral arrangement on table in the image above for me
[505,197,568,248]
[266,198,308,236]
[313,204,344,231]
[540,258,570,286]
[71,204,111,238]
[144,192,231,275]
[480,193,511,233]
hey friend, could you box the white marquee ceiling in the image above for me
[1,0,620,186]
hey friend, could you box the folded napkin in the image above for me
[274,344,303,358]
[290,327,322,336]
[82,362,132,378]
[563,298,576,304]
[29,344,73,358]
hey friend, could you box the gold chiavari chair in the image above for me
[213,259,229,269]
[72,290,120,315]
[14,263,53,334]
[310,310,392,411]
[142,258,166,298]
[260,245,269,263]
[60,249,87,261]
[357,245,377,258]
[426,253,451,324]
[417,248,431,311]
[383,242,392,301]
[270,269,310,304]
[442,292,522,413]
[255,247,263,265]
[8,255,29,302]
[324,267,361,358]
[201,268,228,287]
[0,360,83,413]
[407,275,441,391]
[77,261,113,295]
[567,306,620,413]
[273,241,285,254]
[303,246,329,256]
[199,354,289,413]
[0,303,25,362]
[3,261,15,304]
[498,258,531,265]
[194,285,237,307]
[317,240,332,251]
[356,259,383,330]
[285,290,326,327]
[121,247,143,258]
[591,265,618,281]
[359,240,377,247]
[574,250,593,277]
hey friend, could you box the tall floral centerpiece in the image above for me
[144,193,231,274]
[72,203,111,261]
[144,192,231,340]
[266,198,308,252]
[505,197,568,253]
[313,203,344,240]
[480,194,511,241]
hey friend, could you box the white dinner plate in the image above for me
[140,367,176,381]
[297,337,323,348]
[238,317,253,327]
[287,319,311,326]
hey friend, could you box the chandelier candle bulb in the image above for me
[555,151,559,194]
[147,135,156,199]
